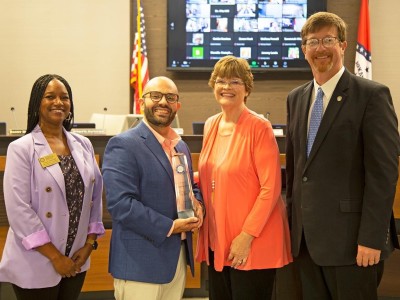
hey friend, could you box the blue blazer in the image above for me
[102,122,202,284]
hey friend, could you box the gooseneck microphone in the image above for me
[10,107,19,129]
[130,117,140,129]
[102,107,108,131]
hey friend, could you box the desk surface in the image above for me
[0,134,286,156]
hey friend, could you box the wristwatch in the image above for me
[86,238,98,250]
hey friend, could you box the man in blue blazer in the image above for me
[102,76,204,300]
[286,12,400,299]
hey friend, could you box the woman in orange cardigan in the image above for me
[196,56,292,300]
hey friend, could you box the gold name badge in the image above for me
[39,153,60,168]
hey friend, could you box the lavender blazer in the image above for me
[0,125,105,288]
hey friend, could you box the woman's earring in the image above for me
[65,112,72,121]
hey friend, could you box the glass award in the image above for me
[172,153,195,219]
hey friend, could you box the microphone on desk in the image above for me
[10,107,19,129]
[129,117,140,129]
[9,107,25,135]
[102,107,108,131]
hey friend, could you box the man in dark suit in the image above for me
[102,76,204,300]
[286,12,400,299]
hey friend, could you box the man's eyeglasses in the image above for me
[215,79,244,87]
[142,91,179,104]
[304,37,340,49]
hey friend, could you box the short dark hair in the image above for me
[26,74,74,134]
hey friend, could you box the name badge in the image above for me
[39,153,60,168]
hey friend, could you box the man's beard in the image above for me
[144,105,176,127]
[310,54,333,73]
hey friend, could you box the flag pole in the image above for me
[136,0,143,98]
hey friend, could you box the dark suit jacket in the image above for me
[102,122,202,283]
[286,69,400,266]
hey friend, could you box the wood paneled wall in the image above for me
[135,0,360,133]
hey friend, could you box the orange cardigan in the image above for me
[196,108,292,271]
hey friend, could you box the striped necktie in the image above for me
[307,87,324,157]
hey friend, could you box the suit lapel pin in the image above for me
[337,96,343,102]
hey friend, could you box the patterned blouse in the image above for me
[58,155,85,256]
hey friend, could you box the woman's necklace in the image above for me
[211,131,232,204]
[211,140,219,205]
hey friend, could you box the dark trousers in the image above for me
[12,271,86,300]
[208,249,276,300]
[296,237,383,300]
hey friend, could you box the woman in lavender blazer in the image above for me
[0,74,105,300]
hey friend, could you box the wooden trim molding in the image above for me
[0,156,5,172]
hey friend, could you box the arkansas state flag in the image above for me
[354,0,372,79]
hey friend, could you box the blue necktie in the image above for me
[307,87,324,157]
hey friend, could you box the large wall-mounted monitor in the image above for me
[167,0,326,72]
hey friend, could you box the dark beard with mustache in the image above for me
[144,104,177,127]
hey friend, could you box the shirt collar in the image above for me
[143,119,181,149]
[314,66,345,101]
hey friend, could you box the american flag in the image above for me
[131,5,149,114]
[354,0,372,80]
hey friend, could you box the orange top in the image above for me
[196,108,292,271]
[207,132,232,251]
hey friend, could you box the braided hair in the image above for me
[26,74,74,134]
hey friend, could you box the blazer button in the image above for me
[302,177,308,182]
[46,212,52,218]
[92,178,95,184]
[45,187,52,192]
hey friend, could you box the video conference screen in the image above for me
[167,0,326,72]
